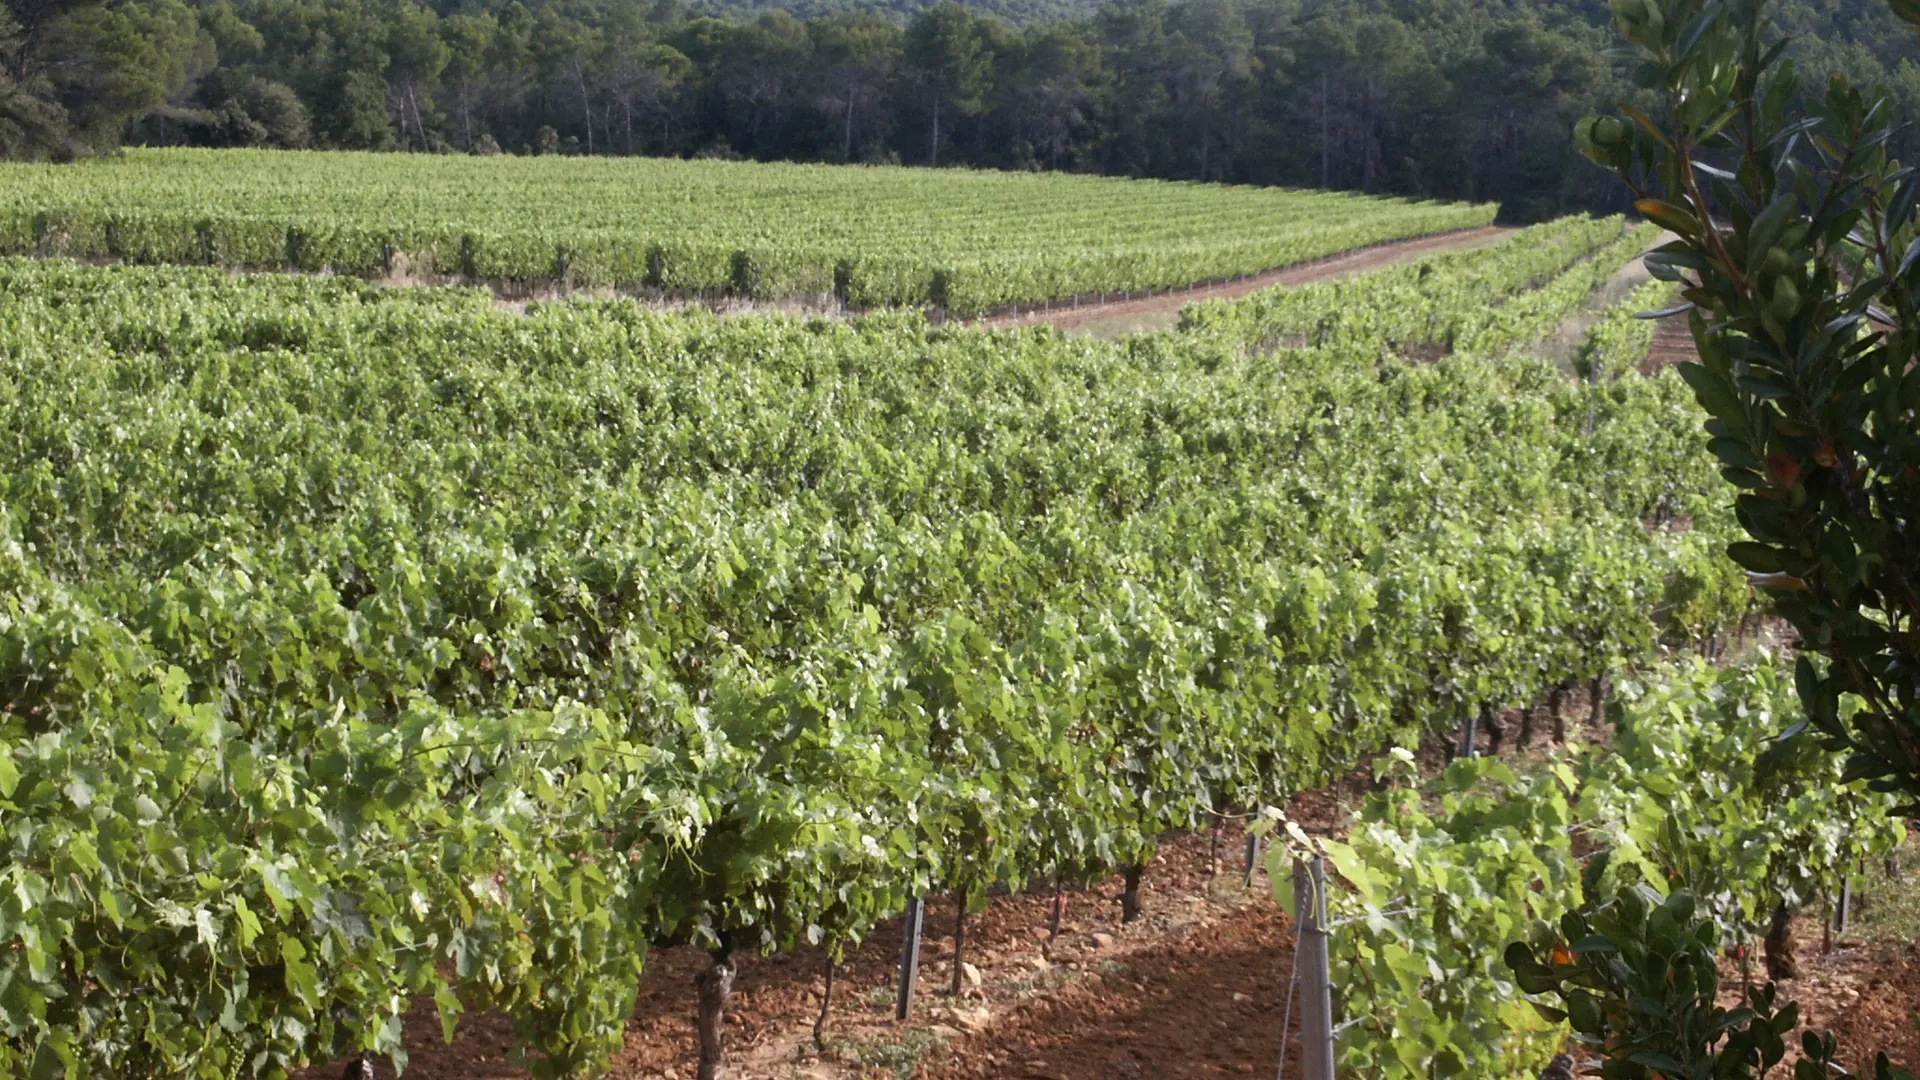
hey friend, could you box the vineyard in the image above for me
[0,149,1494,315]
[0,200,1833,1080]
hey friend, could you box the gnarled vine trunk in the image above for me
[1764,905,1797,981]
[696,946,736,1080]
[950,895,968,997]
[813,958,833,1051]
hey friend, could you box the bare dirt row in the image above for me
[1645,305,1702,371]
[976,225,1516,338]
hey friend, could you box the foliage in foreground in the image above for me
[1487,0,1920,1066]
[1308,755,1584,1078]
[1278,658,1903,1079]
[1578,0,1920,810]
[1509,876,1916,1080]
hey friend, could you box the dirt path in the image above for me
[1478,227,1695,377]
[977,226,1515,339]
[1781,922,1920,1072]
[1530,233,1664,371]
[109,224,1511,334]
[920,873,1297,1080]
[1644,309,1700,372]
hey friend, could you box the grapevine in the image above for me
[0,212,1745,1075]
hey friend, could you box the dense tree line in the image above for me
[2,0,1916,219]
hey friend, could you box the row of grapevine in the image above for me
[0,216,1737,1078]
[0,148,1496,314]
[1291,658,1903,1079]
[1575,278,1684,380]
[1179,215,1656,361]
[1448,223,1659,358]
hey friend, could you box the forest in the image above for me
[2,0,1916,220]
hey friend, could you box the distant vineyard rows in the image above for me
[0,148,1495,315]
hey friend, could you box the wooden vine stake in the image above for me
[1290,856,1335,1080]
[1121,862,1145,923]
[1764,905,1797,980]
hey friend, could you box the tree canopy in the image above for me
[1,0,1911,220]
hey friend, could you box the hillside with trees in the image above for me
[1,0,1915,220]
